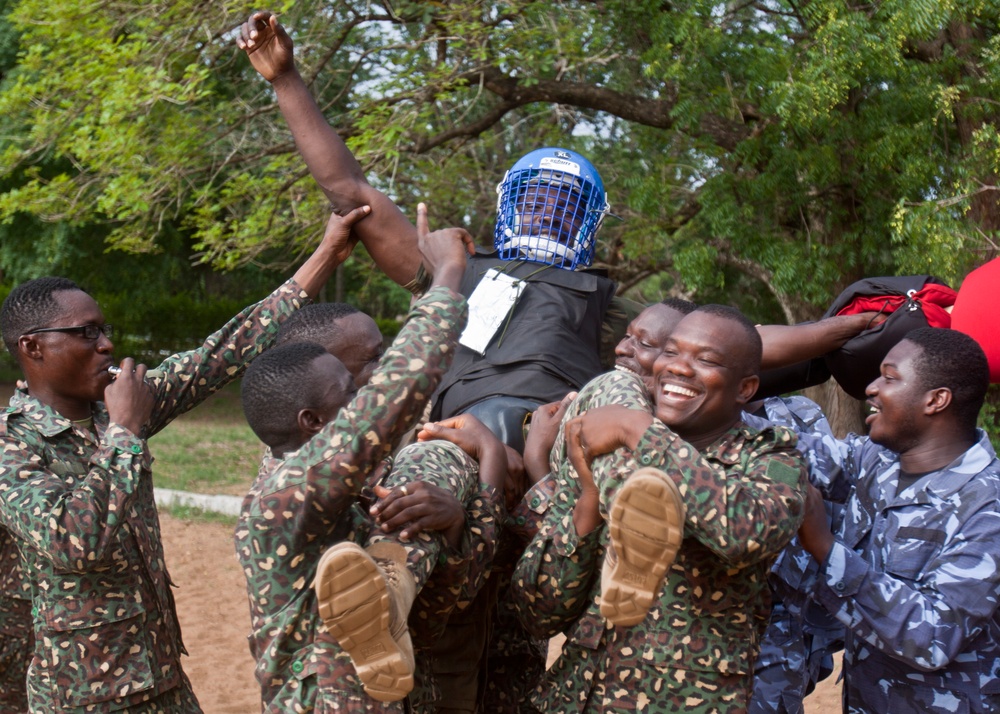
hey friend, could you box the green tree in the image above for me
[1,0,998,430]
[3,1,997,299]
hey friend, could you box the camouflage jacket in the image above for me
[515,418,808,712]
[233,287,473,713]
[0,279,310,713]
[745,397,846,630]
[802,428,1000,713]
[408,481,502,647]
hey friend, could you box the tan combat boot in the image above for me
[600,467,685,627]
[314,541,416,702]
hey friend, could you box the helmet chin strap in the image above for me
[500,234,578,265]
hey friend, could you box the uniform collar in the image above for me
[8,386,108,438]
[700,420,790,465]
[890,430,997,504]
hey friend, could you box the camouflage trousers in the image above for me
[749,600,840,714]
[0,597,31,714]
[536,636,751,713]
[373,439,480,713]
[419,568,546,714]
[590,662,750,713]
[478,583,546,714]
[26,672,201,714]
[373,439,479,591]
[551,369,654,520]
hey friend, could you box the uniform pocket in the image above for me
[884,535,940,584]
[40,595,155,708]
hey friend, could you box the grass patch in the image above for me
[158,502,239,528]
[149,382,264,497]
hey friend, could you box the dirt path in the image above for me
[163,512,842,713]
[163,514,259,713]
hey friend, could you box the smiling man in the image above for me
[0,208,363,714]
[514,304,809,712]
[796,327,1000,714]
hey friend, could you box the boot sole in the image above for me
[314,543,414,702]
[602,467,685,627]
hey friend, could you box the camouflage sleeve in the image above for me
[509,485,602,639]
[755,396,849,611]
[791,427,869,505]
[144,278,312,437]
[506,475,558,545]
[0,528,28,605]
[410,545,472,647]
[0,422,149,570]
[599,295,644,370]
[458,483,504,608]
[635,421,809,567]
[814,505,1000,671]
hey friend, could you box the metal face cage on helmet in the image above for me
[494,148,610,270]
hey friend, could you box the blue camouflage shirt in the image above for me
[802,428,1000,713]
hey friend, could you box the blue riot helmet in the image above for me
[494,148,610,270]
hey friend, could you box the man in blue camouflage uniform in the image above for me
[0,207,362,713]
[797,326,1000,714]
[513,305,810,712]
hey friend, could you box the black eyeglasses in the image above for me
[23,324,114,340]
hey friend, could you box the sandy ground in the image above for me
[163,512,843,713]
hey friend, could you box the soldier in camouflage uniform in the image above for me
[454,299,692,714]
[234,210,509,711]
[0,207,364,713]
[514,305,809,713]
[796,327,1000,714]
[270,293,509,714]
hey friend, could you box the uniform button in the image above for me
[641,455,652,465]
[516,516,526,525]
[130,444,143,454]
[31,606,38,618]
[834,581,845,592]
[530,497,540,508]
[291,661,304,674]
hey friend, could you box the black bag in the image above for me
[821,275,954,399]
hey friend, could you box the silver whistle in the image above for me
[108,366,163,379]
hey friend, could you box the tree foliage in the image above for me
[0,0,997,329]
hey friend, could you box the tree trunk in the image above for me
[805,379,867,439]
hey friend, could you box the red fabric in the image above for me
[835,284,956,329]
[951,258,1000,383]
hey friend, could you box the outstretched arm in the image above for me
[758,312,885,370]
[237,11,424,287]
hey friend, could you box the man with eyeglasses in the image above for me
[0,206,368,713]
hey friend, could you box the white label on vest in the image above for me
[459,269,526,354]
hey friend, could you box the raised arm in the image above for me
[237,11,423,287]
[291,204,369,298]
